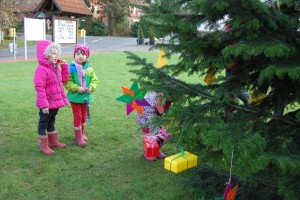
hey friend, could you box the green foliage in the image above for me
[259,65,300,83]
[139,25,144,39]
[79,15,108,36]
[131,23,146,39]
[149,29,155,41]
[131,23,152,38]
[79,16,92,30]
[86,18,108,36]
[83,0,91,7]
[0,0,18,32]
[125,0,300,199]
[13,21,23,33]
[131,22,139,37]
[105,0,131,36]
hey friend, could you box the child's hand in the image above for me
[60,60,67,64]
[86,88,92,93]
[78,87,85,93]
[55,59,67,64]
[42,107,49,114]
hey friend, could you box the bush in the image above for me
[13,21,23,33]
[131,23,139,37]
[139,26,144,39]
[149,29,155,42]
[115,24,132,37]
[131,23,149,38]
[86,18,108,36]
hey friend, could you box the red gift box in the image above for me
[143,136,159,157]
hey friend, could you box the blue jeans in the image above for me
[38,108,59,136]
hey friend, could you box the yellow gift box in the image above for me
[164,151,198,173]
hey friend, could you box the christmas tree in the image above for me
[126,0,300,199]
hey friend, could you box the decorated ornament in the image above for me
[226,184,238,200]
[223,148,238,200]
[116,81,150,115]
[223,179,231,199]
[164,148,198,173]
[204,66,217,85]
[156,48,167,68]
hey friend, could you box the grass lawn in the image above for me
[0,52,200,199]
[0,37,36,49]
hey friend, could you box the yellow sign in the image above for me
[78,29,86,37]
[9,28,16,38]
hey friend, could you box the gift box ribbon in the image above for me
[150,140,156,155]
[170,148,188,170]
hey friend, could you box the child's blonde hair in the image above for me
[44,43,61,58]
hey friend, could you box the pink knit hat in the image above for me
[74,44,90,58]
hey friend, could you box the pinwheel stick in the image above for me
[84,98,92,125]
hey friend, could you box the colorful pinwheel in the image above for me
[116,81,150,115]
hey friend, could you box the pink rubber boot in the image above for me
[48,132,67,148]
[74,128,87,147]
[81,123,88,142]
[39,137,55,155]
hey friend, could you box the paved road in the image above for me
[0,35,155,62]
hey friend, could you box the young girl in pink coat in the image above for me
[33,40,69,155]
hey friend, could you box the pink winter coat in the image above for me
[34,40,69,109]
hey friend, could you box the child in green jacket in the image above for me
[64,45,99,147]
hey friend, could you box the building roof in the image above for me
[11,0,41,13]
[37,0,92,17]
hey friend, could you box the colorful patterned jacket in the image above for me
[64,62,99,103]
